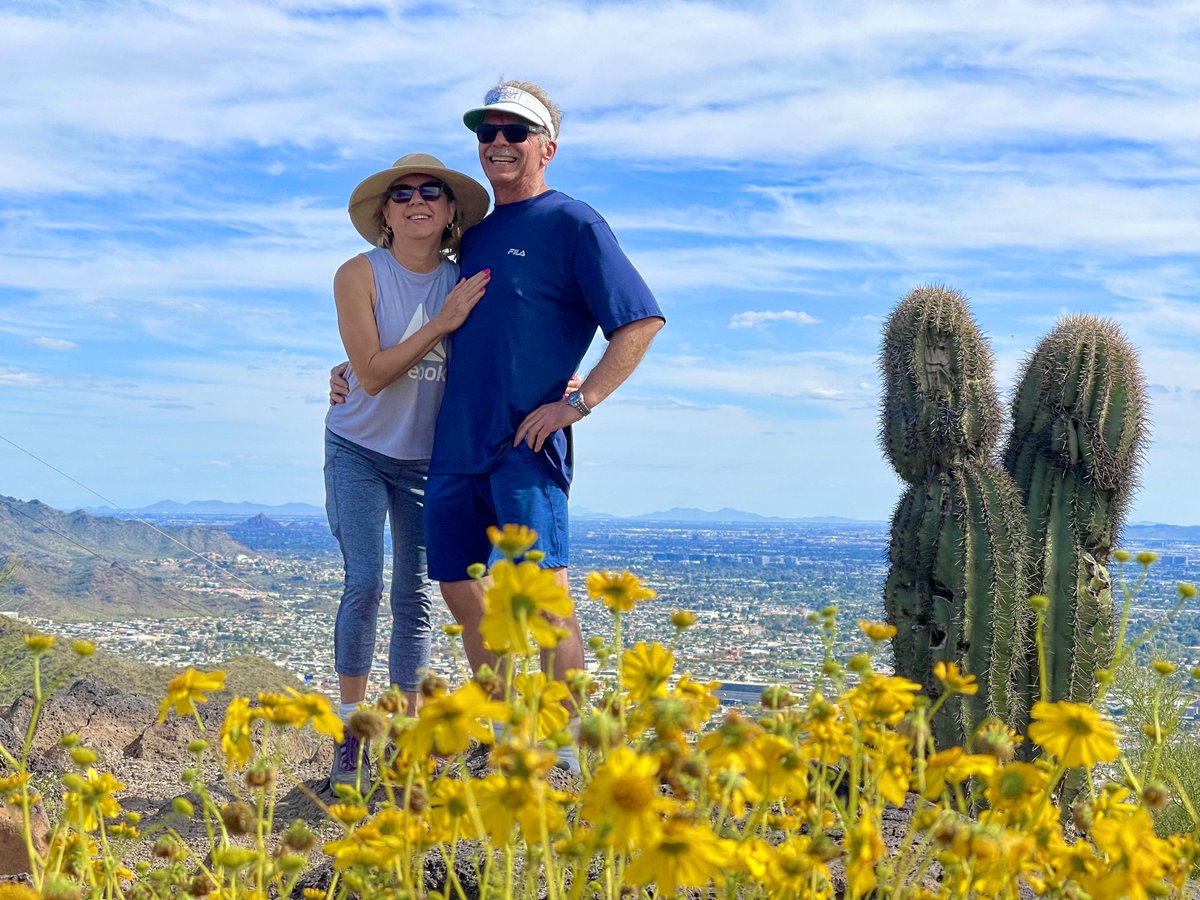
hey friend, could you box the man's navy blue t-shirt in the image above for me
[429,190,662,489]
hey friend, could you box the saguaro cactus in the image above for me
[880,285,1003,484]
[880,286,1029,747]
[884,462,1030,746]
[1002,315,1149,706]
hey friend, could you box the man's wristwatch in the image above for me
[565,390,592,417]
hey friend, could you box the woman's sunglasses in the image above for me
[474,123,548,144]
[385,182,451,203]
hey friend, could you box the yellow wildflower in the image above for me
[582,746,670,850]
[411,681,508,757]
[157,668,225,723]
[799,694,853,764]
[847,674,922,725]
[261,689,343,741]
[747,733,810,802]
[586,569,656,611]
[62,768,125,831]
[933,660,978,696]
[920,746,997,800]
[857,620,896,642]
[480,558,573,654]
[487,523,539,558]
[844,814,885,897]
[697,709,763,772]
[22,633,55,654]
[428,778,481,840]
[220,697,254,769]
[1028,700,1119,768]
[621,641,675,702]
[513,672,571,741]
[324,808,428,868]
[1082,806,1175,899]
[763,834,834,899]
[864,727,913,807]
[625,814,735,896]
[474,771,566,846]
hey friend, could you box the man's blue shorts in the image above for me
[425,443,569,582]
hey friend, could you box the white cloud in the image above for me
[30,337,77,350]
[0,368,43,386]
[729,310,820,329]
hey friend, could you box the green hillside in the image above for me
[0,614,304,707]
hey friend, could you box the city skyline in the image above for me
[2,2,1199,524]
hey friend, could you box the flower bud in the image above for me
[244,764,275,790]
[282,819,318,853]
[277,852,307,873]
[1142,782,1171,811]
[172,797,194,817]
[760,684,797,709]
[220,800,256,835]
[847,653,872,673]
[670,610,697,630]
[349,709,387,741]
[23,634,55,655]
[69,747,97,767]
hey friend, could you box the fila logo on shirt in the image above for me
[507,248,526,257]
[400,306,447,381]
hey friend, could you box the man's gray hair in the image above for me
[498,79,563,143]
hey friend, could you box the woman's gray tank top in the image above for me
[325,248,457,460]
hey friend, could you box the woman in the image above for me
[324,153,490,788]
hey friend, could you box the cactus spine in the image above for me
[880,286,1030,747]
[1002,315,1149,707]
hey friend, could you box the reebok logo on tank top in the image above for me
[400,306,447,381]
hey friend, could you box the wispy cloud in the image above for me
[729,310,820,329]
[30,337,77,350]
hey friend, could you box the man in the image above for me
[427,81,663,695]
[332,82,664,756]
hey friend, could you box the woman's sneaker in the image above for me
[329,733,370,790]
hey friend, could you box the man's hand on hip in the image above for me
[514,400,582,452]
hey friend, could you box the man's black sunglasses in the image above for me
[384,182,451,203]
[475,123,548,144]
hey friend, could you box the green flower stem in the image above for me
[1035,608,1049,704]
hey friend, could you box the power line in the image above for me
[0,431,277,605]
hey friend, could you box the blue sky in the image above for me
[2,0,1198,523]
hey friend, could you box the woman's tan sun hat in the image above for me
[347,153,490,244]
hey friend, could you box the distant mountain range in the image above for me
[85,499,327,518]
[85,499,883,525]
[48,496,1200,535]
